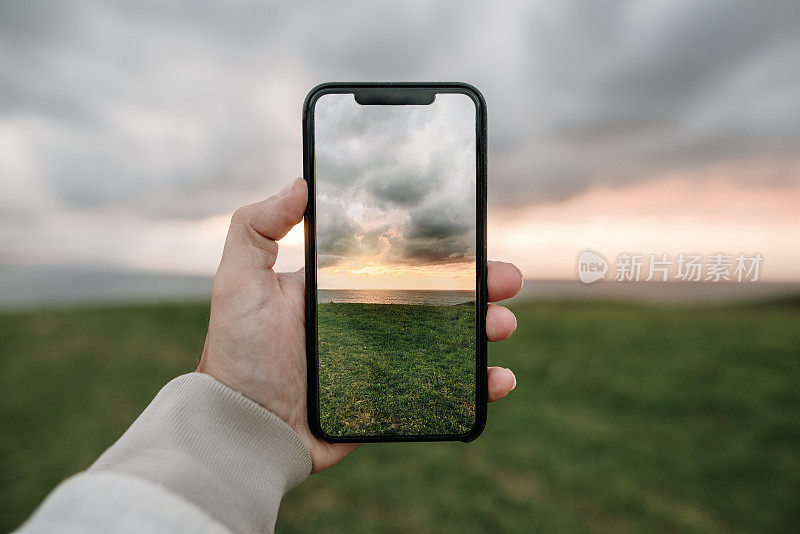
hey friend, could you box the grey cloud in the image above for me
[367,171,438,207]
[3,0,798,219]
[1,0,799,270]
[397,201,476,265]
[399,239,472,265]
[487,0,800,206]
[406,204,473,240]
[315,195,392,265]
[316,198,361,256]
[300,4,453,78]
[313,93,476,268]
[316,254,341,268]
[358,226,390,254]
[0,0,300,219]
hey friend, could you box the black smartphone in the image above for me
[303,82,487,443]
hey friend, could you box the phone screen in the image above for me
[309,88,482,440]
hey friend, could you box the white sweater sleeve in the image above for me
[16,373,313,534]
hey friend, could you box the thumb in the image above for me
[219,178,307,272]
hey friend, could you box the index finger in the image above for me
[488,261,524,302]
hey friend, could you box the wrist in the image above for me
[91,373,312,533]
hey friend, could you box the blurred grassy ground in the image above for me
[1,299,798,532]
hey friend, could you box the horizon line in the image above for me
[318,288,476,291]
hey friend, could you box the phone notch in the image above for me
[353,89,436,106]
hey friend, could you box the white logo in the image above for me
[576,250,763,283]
[577,249,608,284]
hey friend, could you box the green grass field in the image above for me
[317,302,476,437]
[1,298,799,532]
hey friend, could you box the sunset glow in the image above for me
[318,256,475,290]
[487,161,800,282]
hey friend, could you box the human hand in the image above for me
[197,177,523,473]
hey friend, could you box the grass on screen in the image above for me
[316,301,476,437]
[1,298,799,532]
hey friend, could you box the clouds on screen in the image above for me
[314,93,476,268]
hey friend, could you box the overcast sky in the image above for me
[314,93,476,289]
[1,0,799,279]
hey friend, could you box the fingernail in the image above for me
[277,178,299,198]
[507,368,517,390]
[513,263,525,289]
